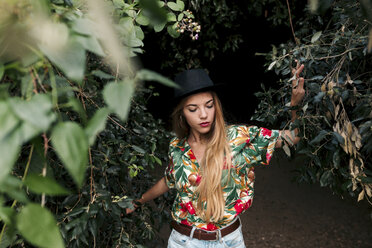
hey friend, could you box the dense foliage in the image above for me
[0,0,371,247]
[252,0,372,205]
[0,0,187,247]
[142,0,306,73]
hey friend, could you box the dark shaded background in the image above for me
[139,14,292,127]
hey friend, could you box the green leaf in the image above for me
[268,61,277,70]
[132,145,146,154]
[176,0,184,11]
[311,31,322,43]
[9,94,56,131]
[136,69,179,88]
[0,64,4,80]
[157,1,165,7]
[135,26,145,40]
[177,13,184,21]
[151,142,156,153]
[103,80,134,121]
[16,203,64,248]
[120,17,136,34]
[167,0,184,11]
[320,170,332,187]
[154,22,166,32]
[127,36,144,48]
[71,18,95,36]
[0,206,15,225]
[314,91,325,103]
[0,229,13,248]
[85,107,110,145]
[51,122,89,187]
[332,132,344,144]
[310,130,328,145]
[153,155,162,165]
[76,35,105,57]
[21,74,33,99]
[113,0,125,7]
[136,12,150,26]
[40,39,85,83]
[0,102,22,183]
[167,23,180,38]
[167,12,177,22]
[116,198,133,208]
[65,97,87,124]
[332,150,340,169]
[0,176,28,203]
[167,2,178,11]
[138,0,167,24]
[91,70,115,79]
[23,174,70,196]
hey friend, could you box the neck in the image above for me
[188,130,204,144]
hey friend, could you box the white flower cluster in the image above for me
[176,10,201,40]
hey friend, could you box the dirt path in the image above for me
[241,152,372,248]
[156,152,372,247]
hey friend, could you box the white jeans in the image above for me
[167,218,246,248]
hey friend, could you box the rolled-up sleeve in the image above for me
[164,145,176,189]
[248,126,280,165]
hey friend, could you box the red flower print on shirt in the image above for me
[245,138,250,144]
[188,151,196,160]
[266,153,272,164]
[234,199,252,216]
[196,175,201,185]
[180,201,196,215]
[181,219,191,226]
[245,199,252,209]
[201,223,218,231]
[234,199,245,215]
[180,203,187,212]
[166,159,174,174]
[261,128,272,137]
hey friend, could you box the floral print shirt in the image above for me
[164,125,280,230]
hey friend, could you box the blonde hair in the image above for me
[171,91,231,222]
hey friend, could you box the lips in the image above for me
[200,122,210,127]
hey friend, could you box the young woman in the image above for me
[127,62,305,247]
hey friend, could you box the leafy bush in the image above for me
[0,0,188,247]
[252,0,372,205]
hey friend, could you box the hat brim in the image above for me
[172,83,225,104]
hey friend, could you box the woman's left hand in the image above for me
[290,60,305,107]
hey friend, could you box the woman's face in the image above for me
[182,91,215,136]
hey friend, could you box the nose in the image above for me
[199,107,207,119]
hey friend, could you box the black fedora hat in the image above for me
[173,68,222,100]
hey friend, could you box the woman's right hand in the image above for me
[125,201,138,214]
[125,177,169,215]
[126,207,136,214]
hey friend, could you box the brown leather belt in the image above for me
[171,218,240,241]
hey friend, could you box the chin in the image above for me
[198,127,212,135]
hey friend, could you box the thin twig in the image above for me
[89,148,95,203]
[0,145,34,243]
[316,46,363,60]
[286,0,299,45]
[41,133,49,207]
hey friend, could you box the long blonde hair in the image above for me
[171,91,231,222]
